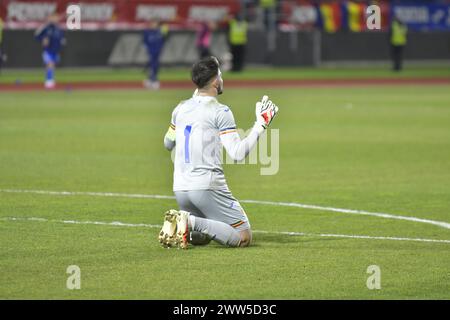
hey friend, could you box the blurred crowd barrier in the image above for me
[3,29,448,68]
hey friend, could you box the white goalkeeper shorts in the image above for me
[174,189,251,232]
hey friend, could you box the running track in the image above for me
[1,77,449,91]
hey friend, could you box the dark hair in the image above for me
[191,56,220,89]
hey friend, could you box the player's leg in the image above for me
[46,62,55,85]
[390,45,395,71]
[144,51,160,90]
[187,189,252,248]
[190,229,212,245]
[397,46,404,71]
[231,45,238,72]
[239,45,246,71]
[158,209,216,248]
[235,45,244,71]
[199,46,209,59]
[238,228,252,247]
[0,47,3,73]
[187,214,242,247]
[42,51,55,88]
[165,190,251,249]
[150,51,161,82]
[174,191,212,246]
[392,45,401,72]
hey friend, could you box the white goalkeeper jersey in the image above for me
[168,95,262,192]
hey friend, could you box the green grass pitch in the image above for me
[0,65,449,84]
[0,68,449,299]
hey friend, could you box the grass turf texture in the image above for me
[1,84,450,299]
[0,65,450,84]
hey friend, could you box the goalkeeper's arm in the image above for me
[220,96,278,161]
[163,123,176,151]
[220,124,263,161]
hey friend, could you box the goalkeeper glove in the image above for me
[255,95,279,129]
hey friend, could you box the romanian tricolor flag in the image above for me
[346,1,367,32]
[319,2,342,33]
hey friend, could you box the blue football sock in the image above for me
[46,68,54,81]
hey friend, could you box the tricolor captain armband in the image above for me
[219,126,237,136]
[165,123,176,141]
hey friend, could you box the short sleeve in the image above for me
[216,106,237,136]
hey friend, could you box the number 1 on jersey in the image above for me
[184,125,192,163]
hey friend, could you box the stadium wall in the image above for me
[2,30,449,68]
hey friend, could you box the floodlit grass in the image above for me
[0,79,449,298]
[0,65,449,84]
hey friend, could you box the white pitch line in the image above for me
[253,230,450,244]
[240,199,450,230]
[1,188,449,230]
[2,216,161,228]
[1,216,449,244]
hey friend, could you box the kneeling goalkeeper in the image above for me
[159,56,279,249]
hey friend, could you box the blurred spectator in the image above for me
[228,14,248,72]
[196,22,215,59]
[389,16,408,72]
[260,0,276,30]
[34,14,65,89]
[143,21,168,90]
[0,17,3,72]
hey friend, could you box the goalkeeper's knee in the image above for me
[238,229,252,247]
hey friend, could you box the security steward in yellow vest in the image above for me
[390,17,408,71]
[228,15,248,72]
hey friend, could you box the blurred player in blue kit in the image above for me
[34,14,65,89]
[143,21,168,90]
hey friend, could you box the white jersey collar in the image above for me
[194,95,218,103]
